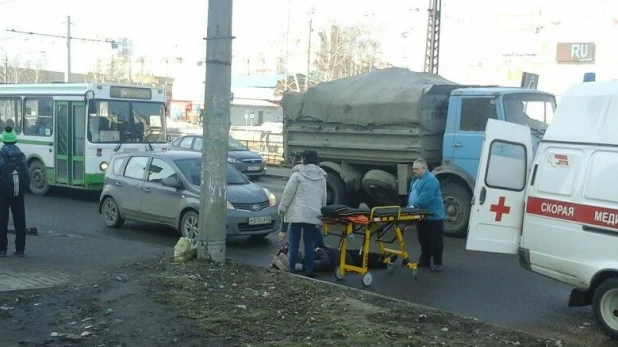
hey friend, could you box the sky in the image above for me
[0,0,432,71]
[0,0,546,71]
[0,0,616,95]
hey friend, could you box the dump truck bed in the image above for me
[282,68,465,166]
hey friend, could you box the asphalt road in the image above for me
[19,176,613,346]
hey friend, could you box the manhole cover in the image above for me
[0,271,71,292]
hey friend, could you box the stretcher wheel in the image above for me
[386,262,395,274]
[334,266,345,280]
[362,272,373,287]
[412,269,418,280]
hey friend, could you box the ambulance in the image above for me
[465,80,618,340]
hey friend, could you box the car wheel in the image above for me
[102,197,124,228]
[593,277,618,340]
[180,210,200,240]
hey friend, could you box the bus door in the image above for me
[55,101,86,186]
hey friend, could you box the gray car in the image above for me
[98,151,280,239]
[168,135,266,179]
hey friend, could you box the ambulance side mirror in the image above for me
[479,187,487,205]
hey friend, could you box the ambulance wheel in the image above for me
[334,266,345,280]
[29,160,49,196]
[593,277,618,340]
[362,272,373,287]
[386,262,395,274]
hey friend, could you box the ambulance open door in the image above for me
[466,119,533,254]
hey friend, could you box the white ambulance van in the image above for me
[466,80,618,340]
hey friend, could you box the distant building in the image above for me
[229,74,288,126]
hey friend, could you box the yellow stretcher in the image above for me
[319,205,429,287]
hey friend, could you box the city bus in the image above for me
[0,83,168,195]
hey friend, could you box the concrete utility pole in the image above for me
[197,0,234,262]
[66,16,71,82]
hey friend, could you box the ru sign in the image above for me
[556,42,596,63]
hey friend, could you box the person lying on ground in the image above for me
[271,244,397,273]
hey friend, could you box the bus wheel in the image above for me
[29,160,49,196]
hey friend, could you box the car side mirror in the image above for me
[162,176,182,189]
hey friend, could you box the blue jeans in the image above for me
[288,223,317,274]
[315,225,325,248]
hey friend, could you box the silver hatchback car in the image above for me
[98,151,280,239]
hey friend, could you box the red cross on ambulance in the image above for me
[490,196,511,222]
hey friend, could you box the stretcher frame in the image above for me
[319,205,428,286]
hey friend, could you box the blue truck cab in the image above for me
[435,88,556,236]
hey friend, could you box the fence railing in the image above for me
[237,138,284,165]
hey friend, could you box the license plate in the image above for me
[248,216,271,225]
[248,166,261,171]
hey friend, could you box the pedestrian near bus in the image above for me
[408,158,444,272]
[277,149,327,277]
[0,127,30,257]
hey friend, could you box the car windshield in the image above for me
[502,93,556,131]
[174,158,248,186]
[229,137,248,151]
[88,99,166,143]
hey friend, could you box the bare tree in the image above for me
[7,55,24,83]
[22,55,48,84]
[85,57,108,83]
[85,56,161,86]
[310,23,381,87]
[274,73,304,96]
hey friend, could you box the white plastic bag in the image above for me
[173,237,197,262]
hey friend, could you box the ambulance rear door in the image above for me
[466,119,533,254]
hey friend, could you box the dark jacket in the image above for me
[0,144,30,195]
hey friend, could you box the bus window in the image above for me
[0,98,22,134]
[88,100,165,143]
[24,97,53,136]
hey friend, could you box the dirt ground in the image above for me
[0,256,581,347]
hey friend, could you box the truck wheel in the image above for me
[326,172,348,206]
[441,182,471,238]
[361,170,400,206]
[593,277,618,340]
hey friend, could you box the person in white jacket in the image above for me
[277,150,327,277]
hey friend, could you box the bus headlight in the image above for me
[100,162,109,171]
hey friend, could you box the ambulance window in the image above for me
[602,96,618,137]
[484,140,527,191]
[535,150,582,196]
[583,151,618,204]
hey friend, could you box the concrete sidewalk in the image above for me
[0,230,169,292]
